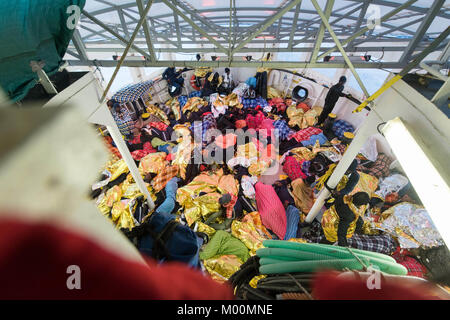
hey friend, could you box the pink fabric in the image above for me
[258,119,274,138]
[254,182,287,240]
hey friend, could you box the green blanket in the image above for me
[199,230,250,262]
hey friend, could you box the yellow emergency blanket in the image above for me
[236,142,259,159]
[194,66,213,78]
[111,200,135,230]
[267,86,282,99]
[203,254,243,284]
[107,159,130,181]
[145,103,169,125]
[139,152,167,175]
[171,125,193,180]
[350,172,379,196]
[286,105,304,128]
[231,217,269,255]
[290,147,316,162]
[182,97,208,114]
[165,97,181,121]
[196,221,217,238]
[224,93,240,107]
[300,107,321,129]
[245,211,273,239]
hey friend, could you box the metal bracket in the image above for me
[30,61,58,95]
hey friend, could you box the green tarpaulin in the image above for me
[0,0,86,102]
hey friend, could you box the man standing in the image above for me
[317,76,349,125]
[222,68,233,93]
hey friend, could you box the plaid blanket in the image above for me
[111,80,154,104]
[283,156,307,181]
[273,120,295,140]
[392,248,427,278]
[347,234,397,255]
[242,97,269,109]
[113,112,134,137]
[332,119,354,140]
[246,111,265,129]
[152,165,179,193]
[289,127,323,142]
[357,153,393,178]
[189,91,202,98]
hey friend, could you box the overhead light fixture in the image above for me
[112,55,145,61]
[323,55,371,62]
[381,117,450,247]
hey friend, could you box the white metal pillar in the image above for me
[305,109,381,223]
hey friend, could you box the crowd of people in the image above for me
[92,67,448,298]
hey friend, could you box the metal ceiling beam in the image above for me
[238,2,357,45]
[438,41,450,63]
[327,3,364,26]
[400,0,445,63]
[136,0,157,61]
[66,59,406,69]
[231,0,303,55]
[346,1,371,51]
[80,38,415,47]
[291,3,364,47]
[311,0,370,97]
[101,0,155,101]
[118,9,131,38]
[79,23,117,42]
[352,17,423,47]
[82,10,154,61]
[66,50,81,60]
[71,46,414,53]
[288,1,302,50]
[228,0,233,58]
[72,29,89,61]
[85,1,450,21]
[173,12,182,48]
[123,13,180,47]
[160,0,228,53]
[317,0,419,60]
[310,0,335,63]
[173,0,228,41]
[347,0,450,19]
